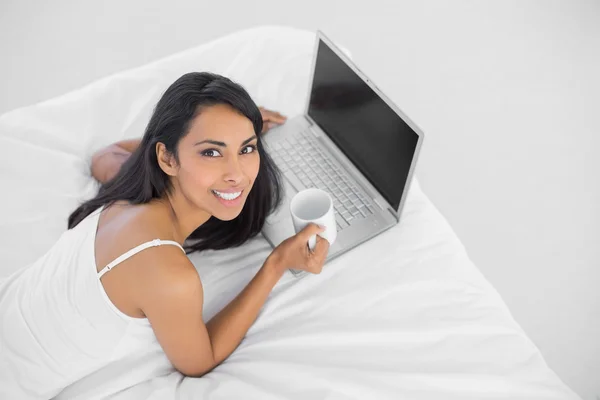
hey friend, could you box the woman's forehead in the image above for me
[185,104,255,143]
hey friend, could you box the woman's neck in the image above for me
[156,194,212,245]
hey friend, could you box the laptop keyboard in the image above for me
[269,128,376,231]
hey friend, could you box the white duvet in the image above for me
[0,26,580,399]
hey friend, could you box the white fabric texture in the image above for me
[0,205,167,400]
[0,26,580,399]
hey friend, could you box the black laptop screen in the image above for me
[307,39,419,211]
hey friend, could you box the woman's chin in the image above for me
[210,202,246,221]
[213,212,241,222]
[209,190,248,220]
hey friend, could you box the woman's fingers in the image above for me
[267,112,287,124]
[259,107,288,124]
[259,107,288,134]
[261,122,274,134]
[261,120,279,133]
[273,110,287,119]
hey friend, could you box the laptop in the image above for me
[261,31,424,276]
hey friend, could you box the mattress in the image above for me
[0,26,579,400]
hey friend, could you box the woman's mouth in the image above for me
[212,189,244,207]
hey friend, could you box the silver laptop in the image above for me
[261,31,424,276]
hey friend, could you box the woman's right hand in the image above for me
[267,223,331,274]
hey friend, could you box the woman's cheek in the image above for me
[189,163,215,191]
[197,173,215,191]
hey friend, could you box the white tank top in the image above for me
[0,205,185,399]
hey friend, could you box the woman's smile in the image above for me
[212,188,245,207]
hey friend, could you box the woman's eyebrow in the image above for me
[194,135,257,148]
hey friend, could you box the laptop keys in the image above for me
[335,213,349,229]
[270,132,376,229]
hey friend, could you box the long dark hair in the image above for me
[68,72,284,254]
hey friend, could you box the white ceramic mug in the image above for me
[289,188,337,251]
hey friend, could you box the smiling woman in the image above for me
[72,73,284,252]
[0,71,331,398]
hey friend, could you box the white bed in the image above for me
[0,26,580,400]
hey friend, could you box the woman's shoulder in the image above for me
[95,200,192,273]
[94,200,198,319]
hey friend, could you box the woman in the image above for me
[0,72,330,399]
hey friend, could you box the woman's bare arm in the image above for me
[138,224,326,377]
[204,258,285,365]
[139,253,285,377]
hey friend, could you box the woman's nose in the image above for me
[222,158,244,184]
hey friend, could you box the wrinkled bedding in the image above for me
[0,26,579,399]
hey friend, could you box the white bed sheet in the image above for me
[0,26,579,399]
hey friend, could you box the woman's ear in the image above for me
[156,142,178,176]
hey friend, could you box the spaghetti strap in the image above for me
[98,239,186,279]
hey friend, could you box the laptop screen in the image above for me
[307,38,419,211]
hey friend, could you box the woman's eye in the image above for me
[201,145,256,158]
[242,145,257,154]
[201,149,222,157]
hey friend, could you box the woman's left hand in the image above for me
[259,107,287,134]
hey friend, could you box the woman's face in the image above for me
[173,103,260,221]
